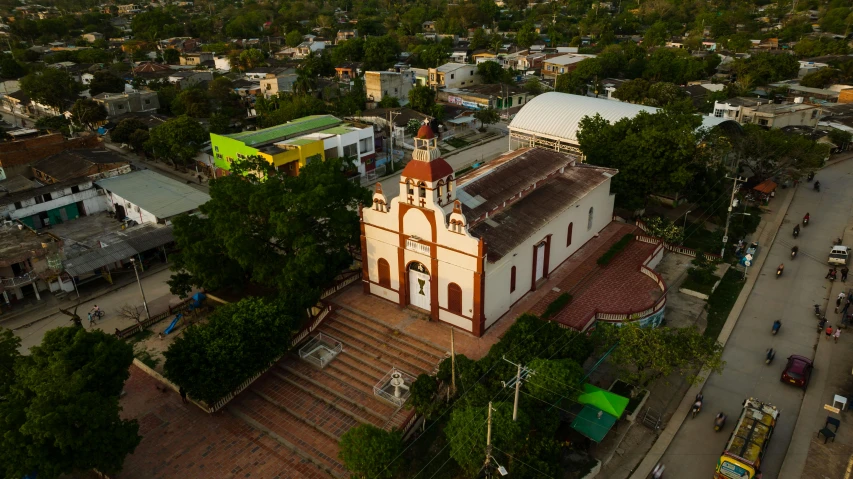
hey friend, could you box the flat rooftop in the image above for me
[95,170,210,220]
[0,223,58,267]
[47,214,127,257]
[224,115,343,147]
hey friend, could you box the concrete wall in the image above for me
[106,190,158,224]
[5,183,109,220]
[365,71,414,103]
[0,134,100,176]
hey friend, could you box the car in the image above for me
[781,355,813,390]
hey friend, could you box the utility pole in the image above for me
[130,258,150,320]
[388,110,400,170]
[450,327,456,396]
[512,364,521,421]
[484,401,494,479]
[501,357,534,421]
[720,169,747,258]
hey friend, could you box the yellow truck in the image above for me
[714,398,779,479]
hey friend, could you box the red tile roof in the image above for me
[401,158,454,182]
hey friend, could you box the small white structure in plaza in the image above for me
[360,123,618,336]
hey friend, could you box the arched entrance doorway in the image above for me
[408,262,431,311]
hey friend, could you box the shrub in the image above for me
[597,234,634,266]
[541,293,572,320]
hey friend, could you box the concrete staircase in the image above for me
[228,308,449,478]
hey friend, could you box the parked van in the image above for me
[829,246,850,266]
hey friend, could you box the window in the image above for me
[43,193,51,201]
[567,222,573,247]
[450,73,455,80]
[359,137,373,153]
[446,176,453,193]
[714,109,724,118]
[71,185,80,194]
[226,156,233,163]
[587,207,594,230]
[343,143,358,157]
[758,119,769,126]
[407,179,414,196]
[266,83,271,90]
[469,70,473,76]
[518,96,522,103]
[216,153,223,159]
[377,258,391,288]
[812,110,818,119]
[437,179,445,197]
[448,283,462,315]
[13,201,21,209]
[418,182,426,198]
[510,266,516,293]
[144,99,150,104]
[215,146,219,152]
[117,104,124,110]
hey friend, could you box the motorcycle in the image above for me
[765,348,776,365]
[808,172,815,182]
[691,393,704,419]
[772,320,781,335]
[793,225,800,238]
[815,304,822,317]
[791,246,798,259]
[714,413,727,431]
[776,265,784,278]
[819,318,828,334]
[803,215,810,226]
[835,238,843,246]
[815,181,821,192]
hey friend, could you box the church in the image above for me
[360,124,618,336]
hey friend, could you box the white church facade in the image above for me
[360,123,617,336]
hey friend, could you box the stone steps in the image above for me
[332,310,448,367]
[320,322,433,376]
[333,307,449,360]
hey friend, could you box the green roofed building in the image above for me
[209,115,378,178]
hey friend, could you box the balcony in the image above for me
[0,270,39,288]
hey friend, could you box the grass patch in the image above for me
[445,137,469,148]
[541,293,572,320]
[704,269,745,339]
[597,234,634,266]
[680,275,719,295]
[134,349,160,369]
[123,329,153,346]
[682,225,722,253]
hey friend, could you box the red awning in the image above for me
[753,180,777,194]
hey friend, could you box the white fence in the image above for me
[298,332,343,368]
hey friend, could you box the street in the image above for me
[661,159,853,478]
[7,268,191,353]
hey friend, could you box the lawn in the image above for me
[682,224,722,254]
[680,275,719,295]
[445,137,469,148]
[704,269,745,339]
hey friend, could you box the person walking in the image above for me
[844,267,850,282]
[834,328,842,343]
[827,324,834,340]
[837,292,845,312]
[179,387,189,404]
[87,312,95,328]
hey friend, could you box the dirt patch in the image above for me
[124,309,210,374]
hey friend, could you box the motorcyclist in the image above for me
[804,212,810,224]
[766,348,775,362]
[777,263,784,276]
[828,267,838,280]
[808,171,815,181]
[652,464,665,479]
[772,320,781,332]
[792,245,799,257]
[715,412,727,426]
[793,224,800,236]
[815,181,821,190]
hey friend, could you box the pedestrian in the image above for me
[197,174,203,184]
[114,328,121,337]
[837,293,845,312]
[835,328,842,343]
[827,324,834,340]
[87,312,95,328]
[844,268,850,282]
[179,387,189,404]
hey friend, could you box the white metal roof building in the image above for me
[95,170,210,224]
[508,92,733,154]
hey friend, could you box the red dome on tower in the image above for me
[417,123,435,139]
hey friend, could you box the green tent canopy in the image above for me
[576,384,629,418]
[571,405,618,443]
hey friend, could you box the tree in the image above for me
[0,328,20,393]
[829,128,853,150]
[725,124,830,182]
[145,115,207,167]
[687,249,719,284]
[445,402,530,476]
[641,216,684,244]
[35,115,70,135]
[408,85,436,114]
[524,76,543,95]
[0,53,25,79]
[577,109,708,209]
[731,53,799,85]
[20,68,82,112]
[800,68,839,88]
[167,156,371,300]
[415,41,450,68]
[87,70,126,97]
[285,30,303,47]
[236,48,265,71]
[526,358,584,404]
[643,21,668,47]
[0,327,140,479]
[474,108,500,128]
[614,79,688,107]
[338,424,403,479]
[162,48,180,64]
[208,112,230,134]
[377,96,400,108]
[555,58,603,95]
[409,373,440,420]
[594,323,724,391]
[477,60,509,84]
[516,23,538,49]
[70,99,108,131]
[128,129,150,152]
[470,27,489,50]
[363,35,401,71]
[405,118,422,136]
[164,297,301,404]
[110,117,149,144]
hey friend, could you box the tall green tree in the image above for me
[526,358,584,404]
[167,156,371,299]
[445,402,530,476]
[474,107,500,128]
[20,68,82,112]
[408,85,436,114]
[477,60,510,84]
[162,48,180,64]
[0,328,20,393]
[516,23,538,49]
[70,98,108,131]
[145,115,207,167]
[338,424,403,479]
[725,124,830,182]
[0,327,140,479]
[0,53,25,79]
[110,117,149,145]
[577,109,709,208]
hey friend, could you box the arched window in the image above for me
[377,258,391,288]
[448,283,462,315]
[418,182,426,198]
[566,222,573,247]
[437,179,445,197]
[510,266,516,293]
[588,207,594,230]
[406,179,414,196]
[446,176,453,193]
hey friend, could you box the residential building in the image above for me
[0,177,110,228]
[0,221,62,307]
[712,97,821,128]
[117,4,141,14]
[422,21,436,32]
[180,52,214,66]
[31,149,131,185]
[438,83,532,111]
[259,74,298,98]
[365,70,415,104]
[542,54,596,80]
[92,91,160,117]
[81,32,103,43]
[428,63,480,90]
[295,39,326,59]
[168,70,213,90]
[336,29,357,44]
[214,55,231,71]
[360,124,618,336]
[96,170,210,224]
[450,49,469,63]
[335,63,362,81]
[0,133,100,180]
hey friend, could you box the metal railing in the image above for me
[291,304,333,348]
[320,270,362,300]
[0,270,39,288]
[373,367,416,408]
[635,220,721,260]
[298,332,343,368]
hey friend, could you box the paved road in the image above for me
[661,160,853,478]
[9,268,193,353]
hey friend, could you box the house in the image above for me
[712,97,822,128]
[131,62,173,82]
[92,91,160,117]
[353,107,429,140]
[438,83,532,111]
[180,52,214,66]
[95,170,210,224]
[0,133,100,179]
[167,71,213,90]
[214,55,231,71]
[31,149,131,185]
[0,221,62,306]
[0,177,111,228]
[360,124,618,336]
[422,21,436,32]
[428,63,479,90]
[335,63,362,81]
[542,54,596,80]
[209,115,376,178]
[0,90,31,117]
[365,70,415,104]
[259,74,298,98]
[295,39,326,59]
[450,48,469,63]
[81,32,103,43]
[116,4,141,14]
[336,29,357,44]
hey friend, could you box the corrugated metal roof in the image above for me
[63,240,137,276]
[509,92,729,145]
[63,224,175,275]
[226,115,341,146]
[95,170,209,220]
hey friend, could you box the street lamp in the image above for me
[129,258,150,321]
[683,210,692,229]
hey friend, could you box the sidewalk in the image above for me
[630,183,798,479]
